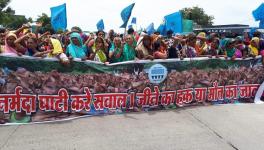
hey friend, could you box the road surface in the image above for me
[1,104,264,150]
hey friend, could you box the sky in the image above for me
[8,0,263,32]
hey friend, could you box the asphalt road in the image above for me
[1,104,264,150]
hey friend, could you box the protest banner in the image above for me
[0,55,263,125]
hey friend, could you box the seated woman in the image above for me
[120,34,136,61]
[90,37,107,63]
[2,33,22,56]
[0,28,5,53]
[34,38,69,64]
[49,38,69,64]
[233,36,246,59]
[178,38,187,59]
[206,38,223,58]
[248,37,259,57]
[86,31,108,50]
[195,32,208,56]
[109,37,123,63]
[224,38,236,59]
[136,34,153,60]
[168,37,181,59]
[185,34,197,58]
[66,32,89,60]
[14,33,41,56]
[153,40,168,59]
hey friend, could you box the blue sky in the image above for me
[9,0,262,32]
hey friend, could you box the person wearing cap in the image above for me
[195,32,208,56]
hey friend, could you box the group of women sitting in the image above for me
[0,24,264,65]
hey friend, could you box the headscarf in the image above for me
[225,38,236,57]
[251,37,260,45]
[66,33,87,58]
[197,32,206,40]
[220,38,229,49]
[151,34,161,44]
[136,35,152,57]
[3,33,18,56]
[123,43,136,61]
[249,37,260,56]
[110,37,123,63]
[92,37,107,63]
[48,38,63,57]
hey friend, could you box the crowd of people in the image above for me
[0,24,264,65]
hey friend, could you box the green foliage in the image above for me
[0,0,31,29]
[180,6,214,27]
[36,13,54,34]
[5,15,28,29]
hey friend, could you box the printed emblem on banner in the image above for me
[148,64,168,84]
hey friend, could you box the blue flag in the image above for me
[146,23,155,35]
[253,3,264,21]
[260,20,264,29]
[96,19,105,31]
[157,19,166,36]
[128,25,133,29]
[50,3,67,31]
[164,11,183,34]
[131,17,137,24]
[120,3,135,28]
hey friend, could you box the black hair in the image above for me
[71,26,82,32]
[153,40,161,51]
[120,34,124,39]
[0,27,6,33]
[187,33,196,43]
[154,31,160,35]
[167,30,173,35]
[253,31,261,38]
[212,38,220,46]
[96,30,105,36]
[127,28,135,35]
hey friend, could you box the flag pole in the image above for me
[124,27,127,38]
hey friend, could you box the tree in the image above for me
[6,15,28,29]
[0,0,31,29]
[180,6,214,27]
[36,13,54,34]
[0,0,15,24]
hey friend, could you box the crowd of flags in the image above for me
[253,3,264,29]
[50,2,264,34]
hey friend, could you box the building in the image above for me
[194,24,251,35]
